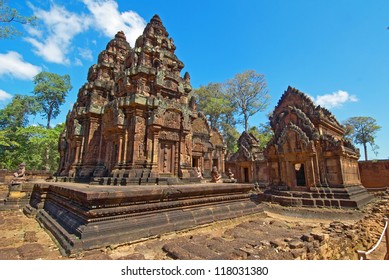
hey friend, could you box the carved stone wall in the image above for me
[57,15,225,183]
[359,160,389,188]
[265,86,361,189]
[226,131,268,184]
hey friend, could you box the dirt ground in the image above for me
[0,184,387,260]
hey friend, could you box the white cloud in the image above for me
[0,89,12,101]
[24,1,146,64]
[311,90,358,109]
[0,51,42,80]
[78,47,93,61]
[25,3,91,64]
[83,0,146,46]
[74,58,83,66]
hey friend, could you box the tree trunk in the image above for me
[45,110,52,170]
[363,142,368,161]
[47,112,51,129]
[244,113,249,132]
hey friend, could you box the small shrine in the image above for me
[226,131,268,184]
[57,15,225,184]
[262,86,373,208]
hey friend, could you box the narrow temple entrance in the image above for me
[192,157,199,168]
[159,141,175,174]
[295,163,306,186]
[243,167,249,183]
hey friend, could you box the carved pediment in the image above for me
[162,110,181,130]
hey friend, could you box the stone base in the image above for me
[1,183,35,210]
[259,185,374,209]
[27,182,262,256]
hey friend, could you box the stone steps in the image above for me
[260,185,374,209]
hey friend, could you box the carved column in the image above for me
[338,156,345,186]
[117,133,123,165]
[150,125,160,171]
[122,128,128,164]
[133,108,145,166]
[74,139,82,164]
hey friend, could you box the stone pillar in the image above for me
[151,126,160,170]
[122,129,128,164]
[307,156,317,187]
[338,156,345,186]
[117,133,123,164]
[75,141,81,163]
[133,108,145,166]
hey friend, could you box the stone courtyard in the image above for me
[0,184,387,260]
[0,14,387,261]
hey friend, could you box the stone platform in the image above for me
[0,182,35,210]
[259,185,374,209]
[24,182,262,256]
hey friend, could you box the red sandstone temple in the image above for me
[57,15,225,184]
[261,86,372,208]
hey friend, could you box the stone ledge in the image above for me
[28,182,263,256]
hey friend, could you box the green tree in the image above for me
[343,116,381,161]
[226,70,270,132]
[0,124,64,170]
[193,82,239,154]
[33,71,72,129]
[248,123,273,150]
[193,82,233,129]
[221,121,240,154]
[0,94,38,130]
[0,0,37,39]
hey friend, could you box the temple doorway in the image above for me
[294,163,306,186]
[159,141,175,174]
[243,167,249,183]
[192,157,199,168]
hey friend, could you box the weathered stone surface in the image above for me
[0,248,19,260]
[162,242,202,260]
[117,253,146,260]
[291,248,307,259]
[288,239,304,249]
[79,251,112,260]
[57,15,225,184]
[23,231,38,243]
[32,181,262,255]
[2,195,389,260]
[226,131,268,184]
[17,243,45,259]
[300,234,314,242]
[311,232,329,242]
[262,86,373,209]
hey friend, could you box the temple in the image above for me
[261,86,373,208]
[226,131,268,184]
[17,16,374,256]
[57,15,225,184]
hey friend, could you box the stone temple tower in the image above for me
[57,15,225,185]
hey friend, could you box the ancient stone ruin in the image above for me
[17,16,375,257]
[226,131,268,184]
[57,15,225,185]
[21,15,263,256]
[261,86,373,208]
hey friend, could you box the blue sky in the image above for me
[0,0,388,159]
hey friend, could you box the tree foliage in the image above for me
[226,70,270,132]
[343,116,381,161]
[248,123,274,150]
[0,94,38,130]
[193,83,233,130]
[33,71,72,128]
[0,0,37,39]
[0,124,64,171]
[193,70,271,154]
